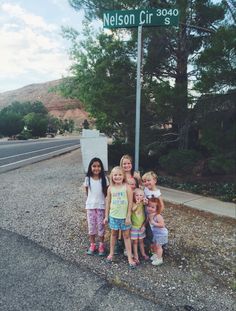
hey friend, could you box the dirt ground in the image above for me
[0,149,235,311]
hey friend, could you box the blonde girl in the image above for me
[117,154,141,255]
[104,166,136,268]
[142,171,164,212]
[120,154,141,189]
[131,188,149,264]
[146,197,168,266]
[142,171,165,255]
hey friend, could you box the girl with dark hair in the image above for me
[84,157,109,256]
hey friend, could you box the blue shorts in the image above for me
[109,216,131,231]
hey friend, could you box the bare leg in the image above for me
[123,230,135,265]
[108,230,118,257]
[98,236,104,243]
[132,239,139,262]
[139,239,148,258]
[89,235,96,244]
[156,244,163,259]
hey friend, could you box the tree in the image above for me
[0,112,24,137]
[47,115,61,134]
[195,25,236,93]
[62,119,75,133]
[64,1,227,149]
[24,113,48,137]
[61,25,139,142]
[1,100,48,116]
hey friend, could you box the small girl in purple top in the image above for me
[146,197,168,266]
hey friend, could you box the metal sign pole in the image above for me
[134,25,142,171]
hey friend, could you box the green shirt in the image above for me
[131,203,145,229]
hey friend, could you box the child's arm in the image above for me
[150,214,165,228]
[104,187,111,224]
[125,185,133,225]
[104,176,109,197]
[83,177,89,196]
[159,196,165,212]
[84,186,88,196]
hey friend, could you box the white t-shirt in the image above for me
[144,187,161,199]
[84,176,109,209]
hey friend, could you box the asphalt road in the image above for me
[0,137,80,173]
[0,229,163,311]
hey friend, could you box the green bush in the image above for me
[207,155,235,175]
[16,129,32,140]
[159,149,201,175]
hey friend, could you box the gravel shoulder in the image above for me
[0,149,235,311]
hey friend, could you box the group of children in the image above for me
[83,155,168,269]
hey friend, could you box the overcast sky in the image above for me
[0,0,101,93]
[0,0,223,93]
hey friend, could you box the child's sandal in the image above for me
[106,255,113,263]
[142,254,150,261]
[133,257,140,265]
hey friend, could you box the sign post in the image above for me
[135,25,142,172]
[103,8,179,170]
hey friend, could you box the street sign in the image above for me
[103,8,179,170]
[103,8,179,29]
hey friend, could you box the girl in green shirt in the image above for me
[131,188,149,264]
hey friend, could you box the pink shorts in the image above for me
[86,209,105,237]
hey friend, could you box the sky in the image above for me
[0,0,224,94]
[0,0,101,93]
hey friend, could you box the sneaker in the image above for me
[86,244,96,255]
[152,257,163,266]
[98,244,106,256]
[150,254,157,261]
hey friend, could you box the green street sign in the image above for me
[103,8,179,29]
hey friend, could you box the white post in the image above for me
[134,25,142,171]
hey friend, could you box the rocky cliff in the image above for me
[0,80,90,128]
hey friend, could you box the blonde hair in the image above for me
[142,171,158,182]
[133,188,144,203]
[109,166,126,186]
[120,154,133,167]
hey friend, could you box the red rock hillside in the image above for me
[0,79,91,128]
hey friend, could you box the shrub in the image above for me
[159,149,201,175]
[108,142,134,167]
[16,129,32,140]
[207,155,235,175]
